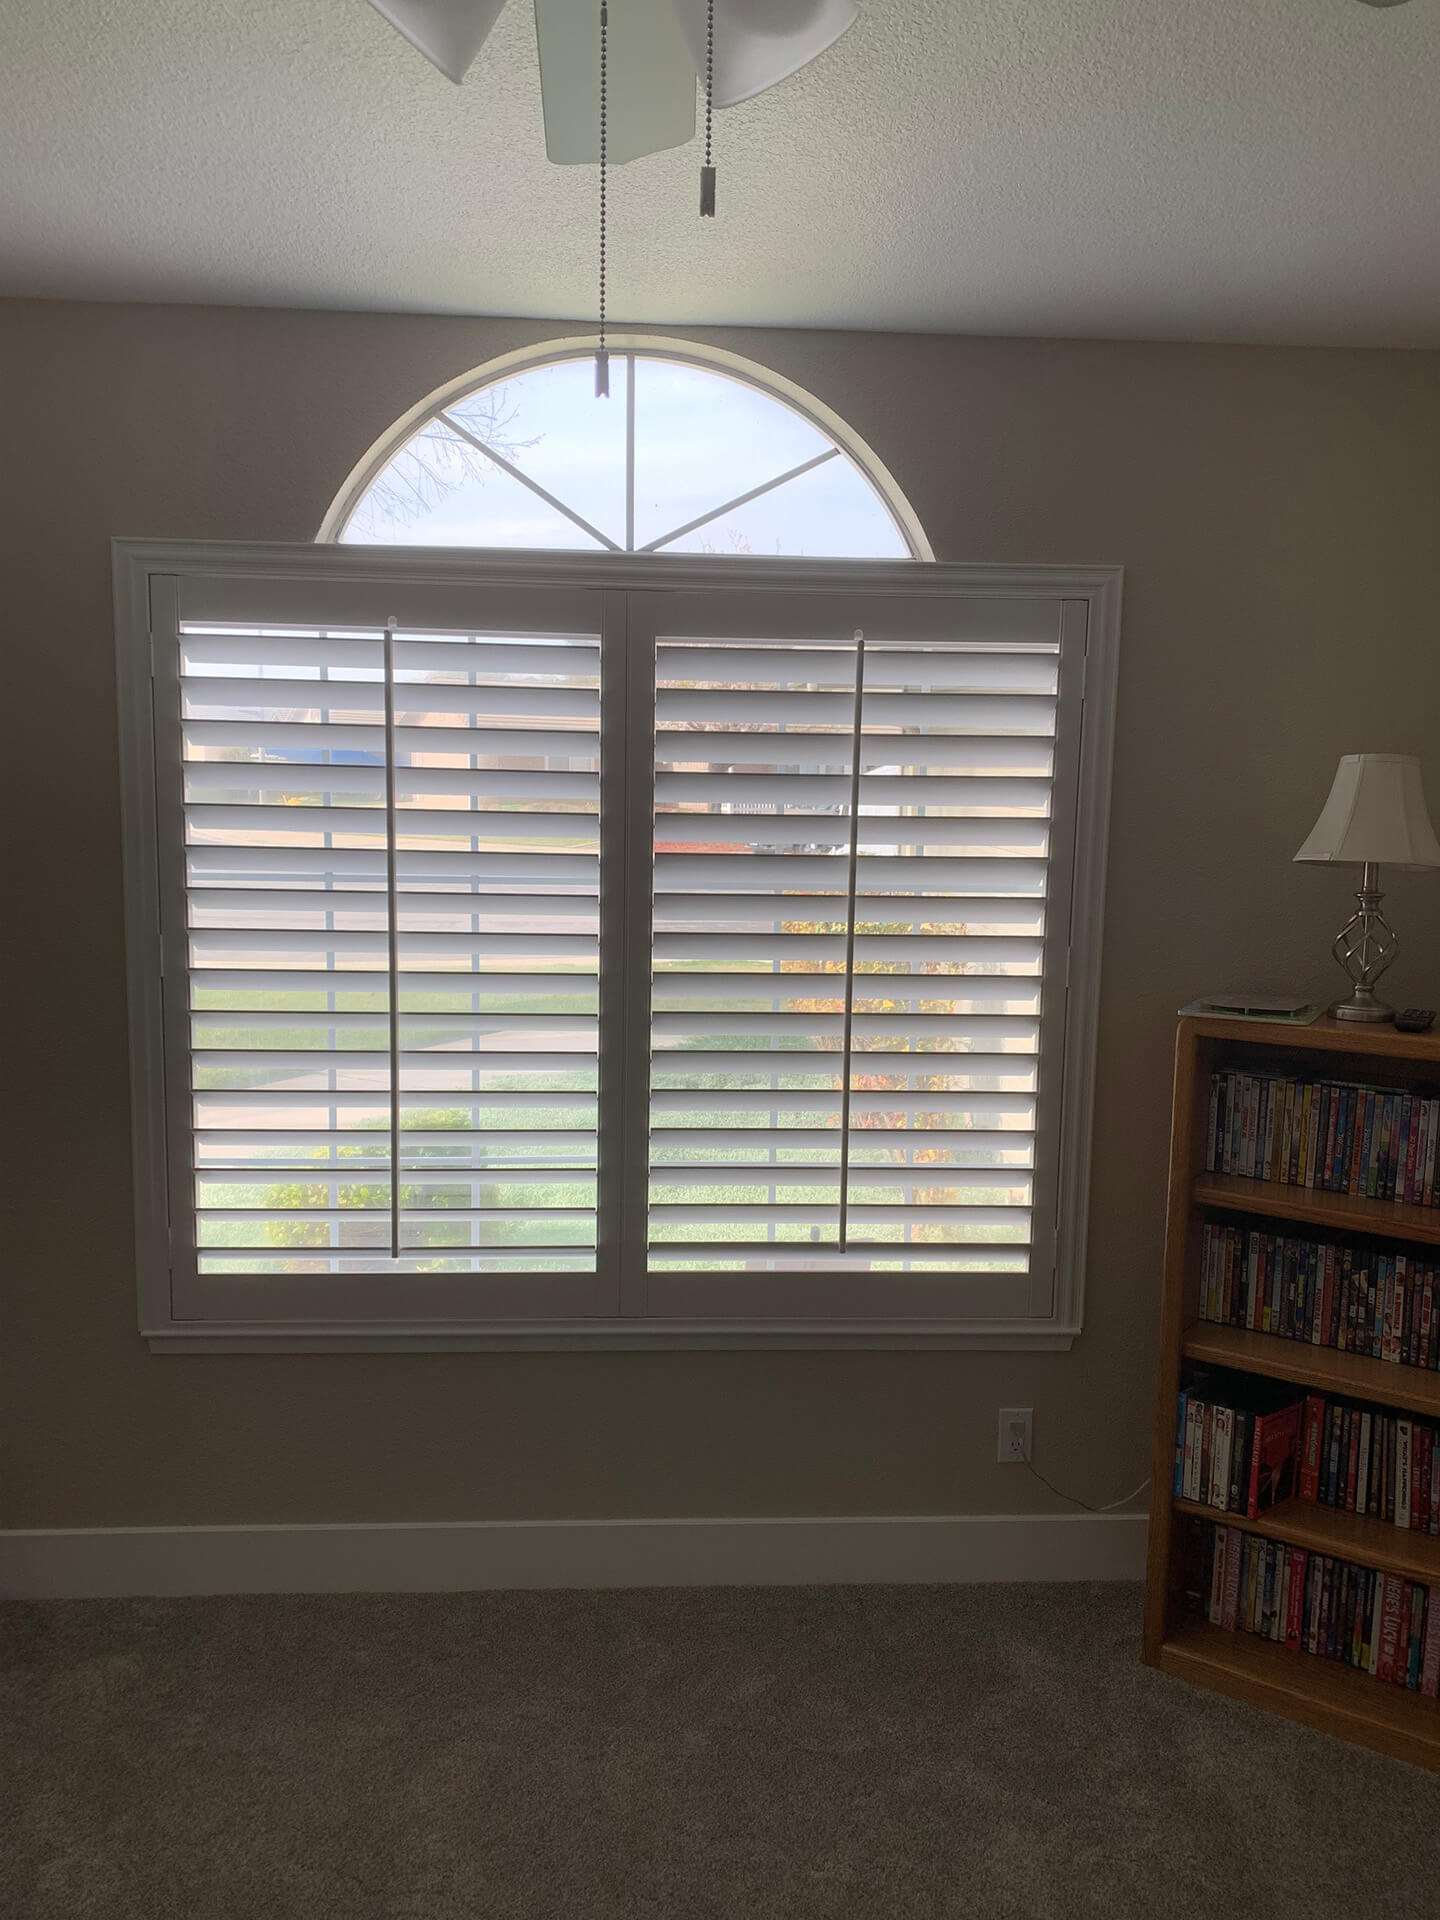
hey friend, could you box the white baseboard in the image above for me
[0,1512,1146,1600]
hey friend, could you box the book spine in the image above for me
[1355,1568,1372,1671]
[1418,1428,1432,1534]
[1217,1228,1233,1324]
[1306,1085,1324,1190]
[1263,1541,1280,1640]
[1210,1405,1232,1511]
[1285,1546,1306,1651]
[1362,1091,1379,1198]
[1174,1390,1189,1496]
[1221,1526,1242,1631]
[1228,1410,1251,1518]
[1183,1400,1203,1502]
[1415,1097,1428,1204]
[1391,1093,1406,1202]
[1208,1524,1226,1625]
[1199,1225,1214,1322]
[1409,1585,1427,1689]
[1391,1095,1407,1202]
[1328,1090,1351,1190]
[1298,1393,1325,1504]
[1422,1586,1440,1698]
[1347,1089,1368,1196]
[1242,1077,1257,1178]
[1302,1554,1320,1656]
[1356,1409,1372,1520]
[1345,1407,1361,1512]
[1323,1403,1342,1508]
[1244,1228,1259,1336]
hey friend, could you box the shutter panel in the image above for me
[172,607,604,1281]
[641,595,1067,1286]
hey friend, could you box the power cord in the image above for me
[1022,1462,1151,1514]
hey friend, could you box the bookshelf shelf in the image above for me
[1145,1015,1440,1770]
[1157,1622,1440,1772]
[1192,1172,1440,1246]
[1181,1323,1440,1420]
[1172,1495,1440,1586]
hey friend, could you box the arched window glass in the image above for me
[324,339,927,559]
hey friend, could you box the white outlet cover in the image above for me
[998,1408,1033,1463]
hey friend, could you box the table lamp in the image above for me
[1294,753,1440,1023]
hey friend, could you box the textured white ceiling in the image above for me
[2,0,1438,345]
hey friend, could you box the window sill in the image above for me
[143,1318,1079,1354]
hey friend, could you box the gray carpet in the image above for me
[4,1582,1438,1919]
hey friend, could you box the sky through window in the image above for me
[337,351,915,558]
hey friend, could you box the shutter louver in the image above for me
[179,618,602,1275]
[646,616,1060,1276]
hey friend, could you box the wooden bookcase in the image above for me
[1143,1014,1440,1770]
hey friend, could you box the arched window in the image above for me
[320,336,930,560]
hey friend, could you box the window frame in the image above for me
[315,334,935,561]
[116,540,1121,1352]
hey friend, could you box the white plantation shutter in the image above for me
[144,571,619,1324]
[119,550,1114,1346]
[628,589,1082,1322]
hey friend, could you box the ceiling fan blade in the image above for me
[534,0,696,165]
[668,0,858,109]
[366,0,506,84]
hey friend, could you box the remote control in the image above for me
[1394,1008,1435,1033]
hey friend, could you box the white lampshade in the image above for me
[1294,754,1440,870]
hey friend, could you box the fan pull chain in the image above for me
[699,0,716,216]
[595,0,610,397]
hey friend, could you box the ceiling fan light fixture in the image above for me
[668,0,858,109]
[366,0,507,84]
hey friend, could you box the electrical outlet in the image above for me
[997,1407,1033,1464]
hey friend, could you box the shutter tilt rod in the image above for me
[835,630,866,1251]
[382,616,402,1261]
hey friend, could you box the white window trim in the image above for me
[115,540,1121,1353]
[314,333,935,561]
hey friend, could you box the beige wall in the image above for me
[3,298,1439,1528]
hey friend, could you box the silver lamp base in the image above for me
[1328,862,1398,1024]
[1330,985,1394,1023]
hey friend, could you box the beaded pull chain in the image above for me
[595,0,610,397]
[699,0,716,216]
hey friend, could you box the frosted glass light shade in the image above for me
[1294,753,1440,870]
[669,0,859,108]
[367,0,506,84]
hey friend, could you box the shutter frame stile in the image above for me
[114,542,1121,1352]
